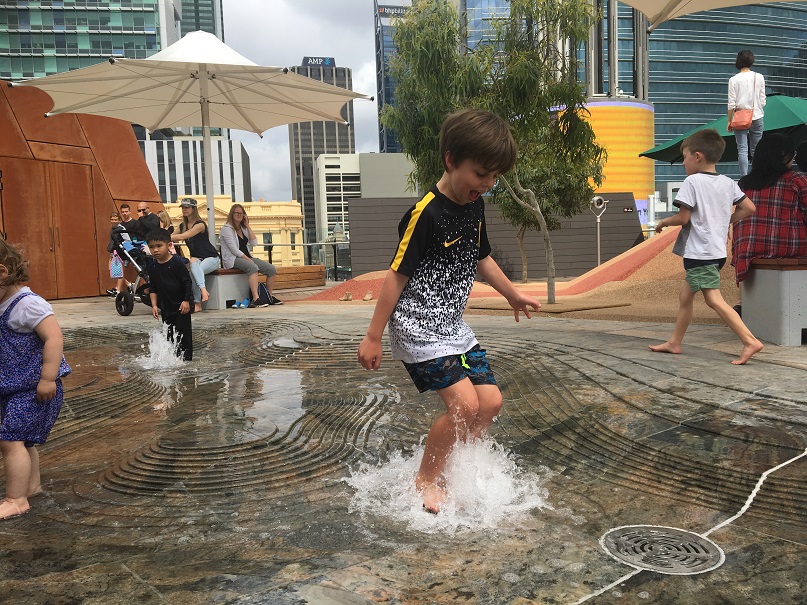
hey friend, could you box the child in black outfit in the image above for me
[146,229,194,361]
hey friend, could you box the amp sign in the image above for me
[301,57,336,67]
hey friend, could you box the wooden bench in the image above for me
[274,265,326,290]
[204,268,250,310]
[743,258,807,346]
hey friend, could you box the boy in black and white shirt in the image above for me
[358,109,541,514]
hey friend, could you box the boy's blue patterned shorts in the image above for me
[402,344,497,393]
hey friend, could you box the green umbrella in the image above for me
[640,94,807,163]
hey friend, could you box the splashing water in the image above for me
[345,437,552,534]
[134,323,186,370]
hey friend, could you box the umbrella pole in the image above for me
[199,65,217,245]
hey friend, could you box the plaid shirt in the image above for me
[732,169,807,283]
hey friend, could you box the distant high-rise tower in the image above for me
[289,58,356,244]
[180,0,224,38]
[0,0,180,79]
[374,0,411,154]
[373,0,508,154]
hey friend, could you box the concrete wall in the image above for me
[348,192,643,280]
[358,153,416,199]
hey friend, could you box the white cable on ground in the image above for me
[571,446,807,604]
[704,447,807,537]
[570,569,643,604]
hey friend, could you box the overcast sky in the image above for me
[221,0,380,201]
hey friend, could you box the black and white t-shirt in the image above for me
[388,186,491,363]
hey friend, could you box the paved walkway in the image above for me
[1,295,805,605]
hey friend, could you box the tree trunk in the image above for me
[516,224,528,283]
[501,174,558,304]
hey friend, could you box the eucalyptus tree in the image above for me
[383,0,606,302]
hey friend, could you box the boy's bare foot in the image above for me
[732,339,763,365]
[194,302,202,313]
[649,342,682,354]
[416,479,446,514]
[201,288,209,303]
[28,486,42,498]
[0,498,30,520]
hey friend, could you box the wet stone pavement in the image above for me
[1,300,806,605]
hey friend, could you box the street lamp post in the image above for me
[590,196,609,266]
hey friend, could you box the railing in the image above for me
[176,240,352,281]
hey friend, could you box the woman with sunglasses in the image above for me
[170,199,220,313]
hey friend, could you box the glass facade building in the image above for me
[460,0,509,49]
[179,0,222,38]
[375,1,807,200]
[0,0,177,79]
[288,60,356,244]
[597,1,807,192]
[373,0,510,153]
[374,0,410,154]
[1,0,251,204]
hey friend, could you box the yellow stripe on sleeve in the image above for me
[390,191,435,272]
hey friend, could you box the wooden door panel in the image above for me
[47,162,99,298]
[0,158,57,299]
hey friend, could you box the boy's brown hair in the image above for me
[440,109,517,175]
[681,129,726,164]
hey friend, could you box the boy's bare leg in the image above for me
[702,288,763,364]
[649,282,695,354]
[468,384,503,439]
[416,378,479,513]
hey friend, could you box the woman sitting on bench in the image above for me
[171,198,221,313]
[732,134,807,316]
[219,204,282,308]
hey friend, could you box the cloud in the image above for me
[222,0,379,200]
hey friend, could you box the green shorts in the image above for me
[685,264,721,292]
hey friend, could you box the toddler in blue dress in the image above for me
[0,238,70,520]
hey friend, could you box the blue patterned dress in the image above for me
[0,291,71,447]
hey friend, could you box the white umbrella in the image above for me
[619,0,807,32]
[9,30,371,241]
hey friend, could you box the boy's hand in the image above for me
[655,219,665,233]
[358,335,383,370]
[36,379,57,402]
[152,305,160,319]
[179,301,190,314]
[508,294,541,322]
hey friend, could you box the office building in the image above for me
[0,0,180,80]
[179,0,223,38]
[592,1,807,194]
[0,0,250,203]
[374,1,508,154]
[313,152,414,241]
[374,0,411,153]
[289,57,356,244]
[140,135,251,204]
[313,154,361,243]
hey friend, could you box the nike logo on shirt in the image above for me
[444,236,462,247]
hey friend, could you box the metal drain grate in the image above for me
[600,525,725,575]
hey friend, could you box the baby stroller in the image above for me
[110,228,153,316]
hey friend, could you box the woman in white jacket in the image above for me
[219,204,282,307]
[728,49,766,177]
